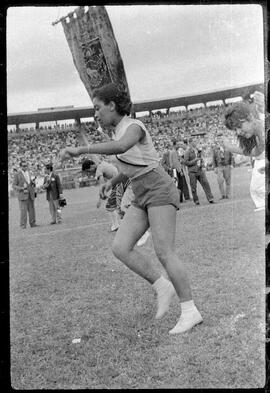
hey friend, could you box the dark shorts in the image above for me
[131,165,180,211]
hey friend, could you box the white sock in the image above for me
[180,300,196,313]
[152,275,170,293]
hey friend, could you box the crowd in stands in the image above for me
[8,103,246,193]
[142,104,239,164]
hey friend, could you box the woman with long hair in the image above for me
[59,83,203,334]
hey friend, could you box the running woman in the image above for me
[59,83,203,334]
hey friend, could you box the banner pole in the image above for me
[52,16,66,26]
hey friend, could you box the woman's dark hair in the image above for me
[224,102,258,155]
[237,135,257,155]
[224,101,253,131]
[92,83,132,116]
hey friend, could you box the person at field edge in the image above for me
[43,163,64,224]
[184,138,214,205]
[170,140,190,203]
[161,143,173,176]
[212,133,234,200]
[59,83,203,334]
[120,180,151,247]
[12,160,37,229]
[223,100,265,211]
[95,158,123,232]
[178,139,193,199]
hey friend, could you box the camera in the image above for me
[59,198,67,208]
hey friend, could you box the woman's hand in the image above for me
[59,147,78,161]
[99,180,112,200]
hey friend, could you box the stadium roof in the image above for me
[8,82,263,126]
[132,82,263,104]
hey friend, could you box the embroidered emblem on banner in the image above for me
[82,37,112,89]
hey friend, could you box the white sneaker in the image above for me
[137,231,150,246]
[169,309,203,334]
[110,225,119,232]
[155,281,176,319]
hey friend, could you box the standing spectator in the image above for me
[12,160,37,229]
[43,163,64,225]
[174,141,191,201]
[170,141,190,202]
[184,138,215,205]
[161,143,173,176]
[212,133,234,199]
[178,139,193,199]
[95,159,122,232]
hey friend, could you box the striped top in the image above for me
[112,116,160,179]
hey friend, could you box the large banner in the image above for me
[61,6,131,102]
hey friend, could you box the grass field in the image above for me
[9,167,265,389]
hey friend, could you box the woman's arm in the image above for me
[221,138,245,155]
[252,126,265,157]
[60,124,143,161]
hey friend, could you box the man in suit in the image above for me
[161,143,173,177]
[170,140,190,202]
[184,138,214,205]
[212,133,234,199]
[12,160,37,229]
[178,139,193,199]
[43,163,64,224]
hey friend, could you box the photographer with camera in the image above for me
[12,160,37,229]
[184,138,215,205]
[43,163,65,225]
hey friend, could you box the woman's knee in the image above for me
[112,239,130,260]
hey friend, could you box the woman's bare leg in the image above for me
[148,205,203,333]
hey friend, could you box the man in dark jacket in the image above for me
[212,133,234,199]
[161,143,173,177]
[184,138,214,205]
[43,163,64,224]
[170,140,190,202]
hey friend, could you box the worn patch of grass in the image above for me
[9,167,265,389]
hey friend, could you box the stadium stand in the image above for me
[8,100,255,196]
